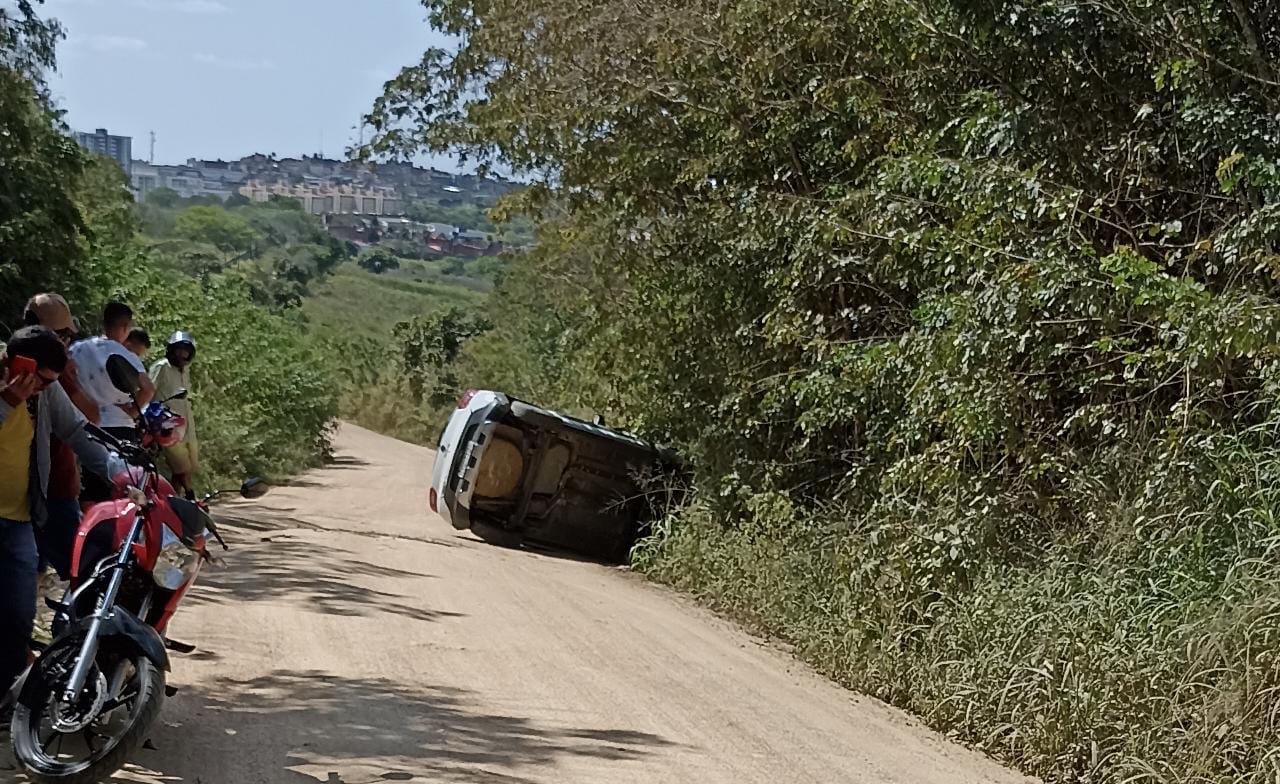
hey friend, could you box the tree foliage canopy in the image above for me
[0,3,91,324]
[173,205,262,254]
[368,0,1280,778]
[358,246,401,274]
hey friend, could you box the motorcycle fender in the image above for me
[99,609,171,672]
[15,610,169,705]
[63,607,170,671]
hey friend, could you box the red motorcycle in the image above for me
[9,356,268,784]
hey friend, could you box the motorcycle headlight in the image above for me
[154,525,200,591]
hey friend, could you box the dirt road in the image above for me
[16,424,1034,784]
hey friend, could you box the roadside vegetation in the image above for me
[134,189,501,454]
[360,0,1280,781]
[1,5,335,488]
[131,164,513,450]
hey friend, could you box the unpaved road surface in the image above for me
[6,424,1034,784]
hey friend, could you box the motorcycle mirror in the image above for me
[105,354,141,396]
[240,477,270,499]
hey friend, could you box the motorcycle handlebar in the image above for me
[84,422,151,468]
[83,422,122,450]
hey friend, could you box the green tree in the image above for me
[239,204,328,247]
[395,307,491,405]
[75,154,138,250]
[440,256,466,276]
[0,1,62,86]
[173,205,262,254]
[266,194,304,211]
[144,187,182,208]
[0,14,93,321]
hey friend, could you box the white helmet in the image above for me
[167,331,196,359]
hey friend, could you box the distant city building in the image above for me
[73,128,132,177]
[130,159,245,202]
[117,151,511,211]
[239,180,402,216]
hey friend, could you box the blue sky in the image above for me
[41,0,455,168]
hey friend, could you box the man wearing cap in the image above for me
[150,332,199,499]
[22,294,98,579]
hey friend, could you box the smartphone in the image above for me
[9,355,36,377]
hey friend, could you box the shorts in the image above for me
[164,441,197,475]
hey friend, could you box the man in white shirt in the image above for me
[70,302,155,502]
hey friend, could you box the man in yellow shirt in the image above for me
[0,327,121,710]
[0,373,37,518]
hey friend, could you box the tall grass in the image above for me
[303,262,485,342]
[635,431,1280,782]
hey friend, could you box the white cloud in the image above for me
[193,52,276,71]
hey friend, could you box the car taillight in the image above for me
[429,487,438,512]
[457,389,478,409]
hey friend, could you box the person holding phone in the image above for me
[0,326,123,714]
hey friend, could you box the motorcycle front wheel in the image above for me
[10,638,164,784]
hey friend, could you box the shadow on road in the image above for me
[109,669,676,784]
[214,506,462,548]
[78,451,676,784]
[189,511,462,624]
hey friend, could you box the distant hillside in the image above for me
[302,261,487,343]
[303,259,492,445]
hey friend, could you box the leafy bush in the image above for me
[358,247,401,274]
[395,308,491,407]
[87,250,338,486]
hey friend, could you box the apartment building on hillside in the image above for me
[239,180,403,216]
